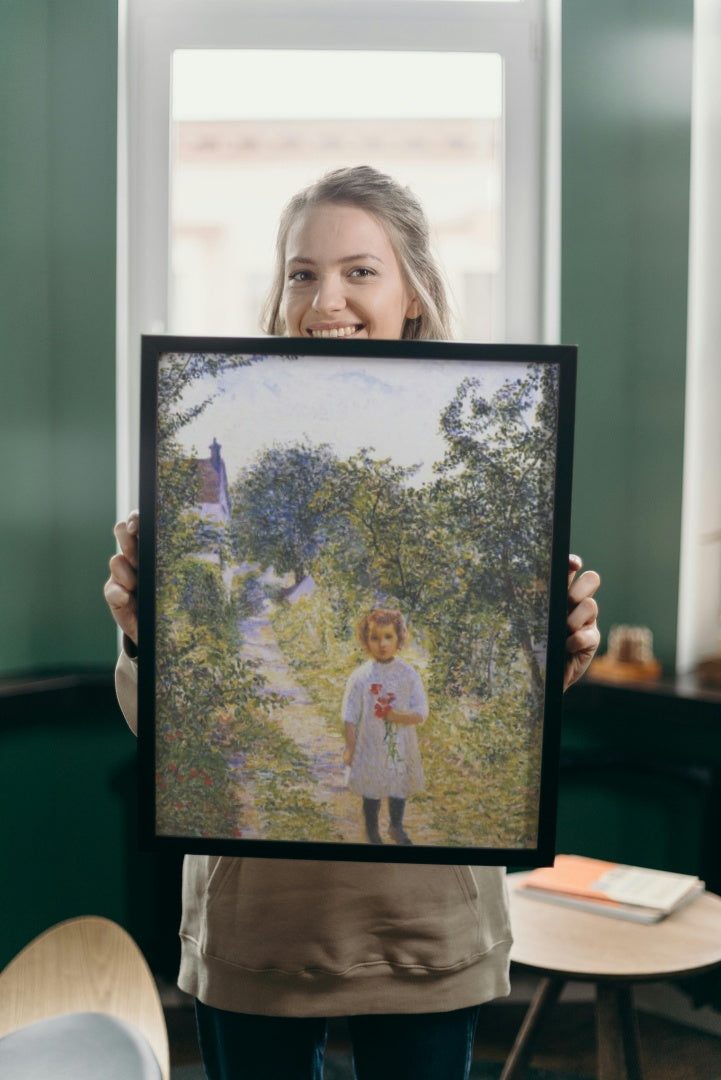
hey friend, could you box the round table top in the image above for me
[508,872,721,981]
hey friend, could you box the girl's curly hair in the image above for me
[358,607,408,651]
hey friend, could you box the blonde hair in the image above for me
[358,607,409,651]
[262,165,454,341]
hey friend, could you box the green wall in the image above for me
[0,0,118,675]
[0,0,131,969]
[562,0,693,670]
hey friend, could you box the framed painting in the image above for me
[138,335,576,864]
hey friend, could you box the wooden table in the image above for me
[503,873,721,1080]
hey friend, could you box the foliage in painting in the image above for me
[154,354,322,839]
[229,441,338,585]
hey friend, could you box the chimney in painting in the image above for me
[210,437,222,473]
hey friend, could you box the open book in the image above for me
[515,854,705,923]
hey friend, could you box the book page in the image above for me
[597,866,699,910]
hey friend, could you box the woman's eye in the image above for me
[288,269,313,283]
[349,267,375,279]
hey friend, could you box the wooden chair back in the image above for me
[0,916,169,1080]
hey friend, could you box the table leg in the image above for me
[596,982,643,1080]
[500,976,565,1080]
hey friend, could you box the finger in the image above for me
[108,552,138,592]
[568,568,601,608]
[566,623,601,657]
[103,577,133,613]
[568,553,583,588]
[564,630,601,690]
[566,594,599,634]
[113,515,139,568]
[103,579,138,642]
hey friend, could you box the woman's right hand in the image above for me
[103,510,139,646]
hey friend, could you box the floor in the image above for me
[473,999,721,1079]
[164,978,721,1079]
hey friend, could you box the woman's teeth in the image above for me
[310,325,360,338]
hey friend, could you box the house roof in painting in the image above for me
[194,438,230,516]
[197,459,224,503]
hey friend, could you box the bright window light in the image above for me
[170,50,504,342]
[173,50,502,121]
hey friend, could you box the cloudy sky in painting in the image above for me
[169,353,535,487]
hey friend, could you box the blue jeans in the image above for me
[195,1000,481,1080]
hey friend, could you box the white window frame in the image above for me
[117,0,558,512]
[676,0,721,674]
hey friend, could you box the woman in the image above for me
[106,166,601,1080]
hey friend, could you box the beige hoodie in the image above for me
[116,650,512,1016]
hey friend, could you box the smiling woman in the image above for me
[263,167,451,341]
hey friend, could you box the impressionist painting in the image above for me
[142,340,573,862]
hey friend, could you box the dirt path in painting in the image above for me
[234,607,445,847]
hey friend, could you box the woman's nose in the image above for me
[312,274,345,314]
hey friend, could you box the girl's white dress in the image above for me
[342,656,428,799]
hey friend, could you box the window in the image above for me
[118,0,557,509]
[169,49,503,340]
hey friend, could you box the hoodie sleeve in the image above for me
[115,644,139,736]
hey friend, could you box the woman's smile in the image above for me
[306,323,364,338]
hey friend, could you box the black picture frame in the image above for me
[138,335,576,865]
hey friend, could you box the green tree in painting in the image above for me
[154,353,256,614]
[229,441,339,585]
[311,450,448,636]
[225,365,556,716]
[431,365,558,700]
[153,352,286,837]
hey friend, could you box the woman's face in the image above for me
[280,203,421,340]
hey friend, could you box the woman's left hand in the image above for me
[564,555,601,691]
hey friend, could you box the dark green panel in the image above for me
[0,686,133,966]
[559,682,721,889]
[47,0,119,667]
[562,0,693,669]
[0,682,185,976]
[556,771,707,877]
[0,0,118,674]
[0,2,55,671]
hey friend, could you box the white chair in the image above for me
[0,915,170,1079]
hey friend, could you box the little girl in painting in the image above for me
[342,607,428,845]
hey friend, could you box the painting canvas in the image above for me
[138,336,576,864]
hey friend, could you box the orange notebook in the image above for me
[516,854,704,923]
